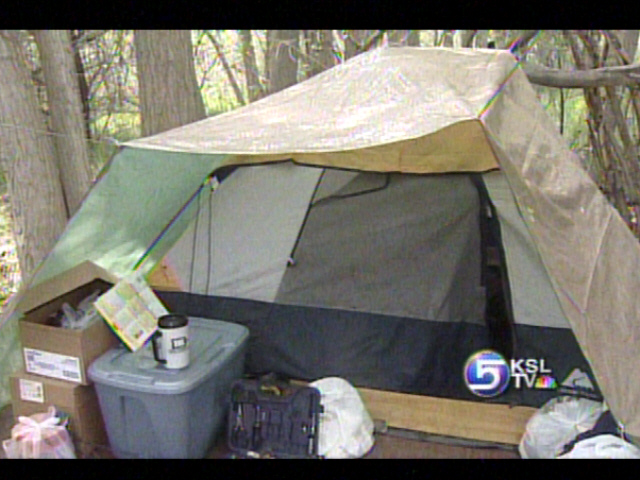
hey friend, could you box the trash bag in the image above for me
[558,408,621,456]
[309,377,375,459]
[2,406,76,459]
[519,396,604,459]
[558,434,640,459]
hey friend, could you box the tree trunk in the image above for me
[305,30,337,78]
[344,30,371,60]
[454,30,476,48]
[474,30,490,49]
[0,31,68,280]
[442,31,454,48]
[407,30,420,47]
[266,30,299,94]
[387,30,411,46]
[239,30,265,102]
[33,30,92,216]
[134,30,206,137]
[69,30,91,140]
[387,30,420,47]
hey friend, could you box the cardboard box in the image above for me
[10,370,110,458]
[17,262,122,385]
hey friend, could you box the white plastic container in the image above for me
[88,317,248,458]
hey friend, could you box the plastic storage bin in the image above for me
[88,317,248,458]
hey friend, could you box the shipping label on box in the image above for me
[18,378,45,403]
[24,347,83,383]
[10,371,110,455]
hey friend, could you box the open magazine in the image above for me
[94,273,168,351]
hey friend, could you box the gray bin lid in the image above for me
[88,317,249,395]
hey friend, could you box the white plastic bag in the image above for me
[519,396,604,459]
[309,377,375,459]
[2,406,76,459]
[558,434,640,459]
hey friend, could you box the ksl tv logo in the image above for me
[463,349,558,397]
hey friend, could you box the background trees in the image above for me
[134,30,206,137]
[514,31,640,234]
[0,31,68,283]
[266,30,300,94]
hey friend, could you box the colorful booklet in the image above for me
[94,273,168,351]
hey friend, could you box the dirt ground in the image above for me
[0,402,519,459]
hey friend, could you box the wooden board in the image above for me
[356,387,536,445]
[147,259,183,291]
[293,381,535,445]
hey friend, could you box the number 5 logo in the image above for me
[473,359,506,390]
[464,350,510,398]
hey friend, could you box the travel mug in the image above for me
[152,314,189,369]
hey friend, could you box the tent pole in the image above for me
[287,168,326,266]
[188,184,204,292]
[133,172,217,273]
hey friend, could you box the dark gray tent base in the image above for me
[157,291,599,408]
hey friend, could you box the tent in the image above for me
[3,47,640,441]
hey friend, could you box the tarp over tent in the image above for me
[2,47,640,437]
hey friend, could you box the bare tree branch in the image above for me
[205,31,245,106]
[506,29,640,88]
[509,30,539,59]
[266,30,299,94]
[605,30,640,127]
[70,30,105,48]
[523,62,640,88]
[356,30,386,54]
[605,30,639,65]
[239,30,265,102]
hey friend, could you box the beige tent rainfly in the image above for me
[3,47,639,444]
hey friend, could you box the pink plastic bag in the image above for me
[2,406,76,459]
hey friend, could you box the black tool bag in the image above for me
[227,375,323,459]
